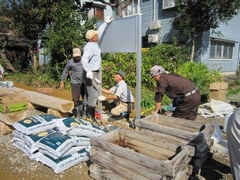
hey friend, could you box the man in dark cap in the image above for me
[150,65,201,120]
[98,71,134,121]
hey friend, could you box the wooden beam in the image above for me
[0,87,74,113]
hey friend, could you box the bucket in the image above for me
[223,112,233,133]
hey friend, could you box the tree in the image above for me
[172,0,240,61]
[0,0,96,72]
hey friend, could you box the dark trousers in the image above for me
[71,83,85,107]
[172,91,201,120]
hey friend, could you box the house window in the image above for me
[163,0,175,9]
[210,40,234,60]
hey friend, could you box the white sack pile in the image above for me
[11,115,113,174]
[198,99,235,118]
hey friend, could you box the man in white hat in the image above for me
[81,17,113,125]
[59,47,85,118]
[150,65,201,120]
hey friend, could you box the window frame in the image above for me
[210,40,234,61]
[162,0,176,10]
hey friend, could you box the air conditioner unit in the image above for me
[150,20,161,30]
[148,34,159,43]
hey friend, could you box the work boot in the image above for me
[72,107,80,118]
[80,104,90,120]
[88,106,101,126]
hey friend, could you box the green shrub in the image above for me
[176,62,223,94]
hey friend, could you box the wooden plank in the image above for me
[142,114,205,129]
[135,120,204,143]
[154,120,199,132]
[0,111,26,125]
[99,127,121,143]
[136,128,190,145]
[47,109,69,118]
[99,118,133,130]
[90,147,166,180]
[123,128,181,152]
[90,163,126,180]
[173,164,192,180]
[124,136,175,160]
[90,154,150,180]
[89,172,102,180]
[0,87,24,95]
[90,135,175,176]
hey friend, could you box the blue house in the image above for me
[142,0,240,74]
[109,0,240,74]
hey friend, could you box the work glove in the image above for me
[105,16,113,24]
[98,95,106,101]
[86,71,93,79]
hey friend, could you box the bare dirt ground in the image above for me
[0,81,236,180]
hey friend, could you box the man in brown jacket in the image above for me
[150,65,201,120]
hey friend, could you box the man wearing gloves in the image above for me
[98,71,134,121]
[59,48,85,117]
[81,17,112,124]
[150,65,201,120]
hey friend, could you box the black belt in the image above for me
[124,102,134,104]
[92,70,99,72]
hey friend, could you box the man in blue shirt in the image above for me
[81,17,112,125]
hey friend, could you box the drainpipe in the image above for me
[153,0,155,21]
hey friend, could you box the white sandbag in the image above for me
[12,129,55,152]
[54,117,108,137]
[13,114,58,135]
[38,145,90,159]
[35,131,75,157]
[12,139,42,160]
[36,148,89,174]
[72,136,91,146]
[210,120,223,144]
[53,117,80,134]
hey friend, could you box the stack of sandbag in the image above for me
[11,115,112,174]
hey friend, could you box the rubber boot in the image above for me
[72,107,80,118]
[79,104,84,118]
[88,106,101,126]
[80,104,89,120]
